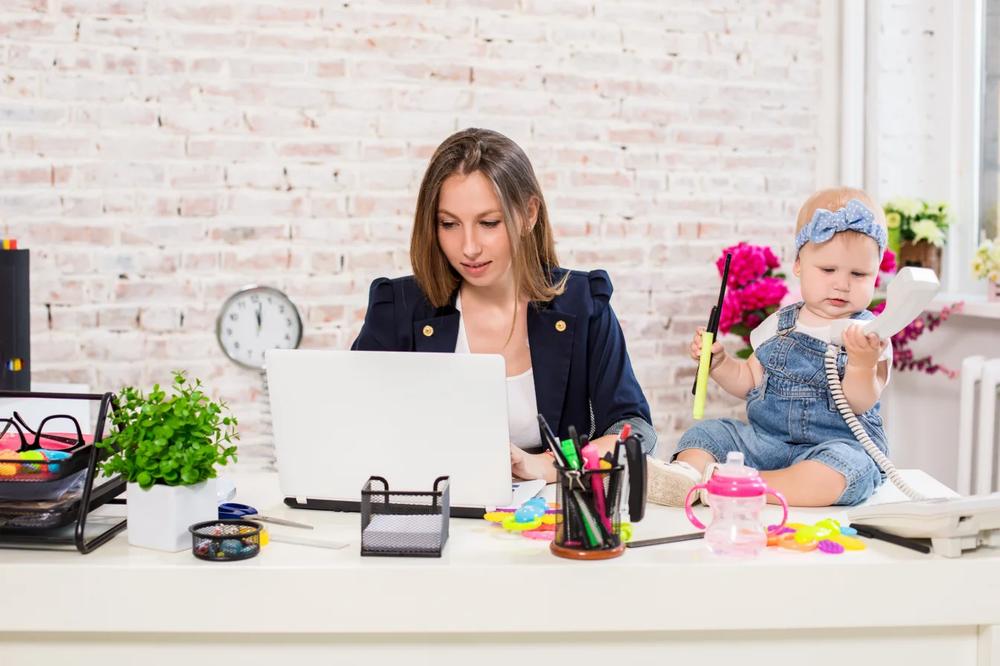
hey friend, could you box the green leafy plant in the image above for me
[97,371,238,489]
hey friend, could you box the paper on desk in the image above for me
[364,514,440,533]
[362,514,442,552]
[268,534,349,550]
[505,479,546,508]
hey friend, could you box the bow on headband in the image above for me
[794,199,886,253]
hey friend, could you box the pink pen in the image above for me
[580,443,614,536]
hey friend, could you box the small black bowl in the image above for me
[189,519,262,561]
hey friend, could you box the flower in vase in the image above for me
[885,197,923,218]
[971,238,1000,281]
[910,219,946,247]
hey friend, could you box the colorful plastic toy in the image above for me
[767,518,866,554]
[484,496,634,545]
[484,498,559,538]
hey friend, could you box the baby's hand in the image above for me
[690,326,726,365]
[843,324,887,369]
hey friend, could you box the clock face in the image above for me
[216,286,302,370]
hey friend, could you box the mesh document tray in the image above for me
[360,476,450,557]
[0,489,85,531]
[0,390,125,553]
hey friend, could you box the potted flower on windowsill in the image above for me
[883,197,951,276]
[971,237,1000,302]
[97,371,239,552]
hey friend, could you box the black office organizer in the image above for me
[0,390,126,553]
[0,247,30,391]
[360,476,449,558]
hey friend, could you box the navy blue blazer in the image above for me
[351,267,655,452]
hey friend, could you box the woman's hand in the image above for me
[510,444,557,483]
[843,324,886,370]
[690,326,726,366]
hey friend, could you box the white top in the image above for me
[454,294,542,449]
[750,310,893,379]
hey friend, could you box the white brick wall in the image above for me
[0,0,828,466]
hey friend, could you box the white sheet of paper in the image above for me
[0,382,93,434]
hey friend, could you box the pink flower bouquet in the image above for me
[716,242,788,358]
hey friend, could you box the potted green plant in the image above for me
[97,371,239,551]
[882,198,952,275]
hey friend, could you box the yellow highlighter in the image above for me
[692,328,714,419]
[692,253,732,420]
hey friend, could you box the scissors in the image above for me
[218,502,313,530]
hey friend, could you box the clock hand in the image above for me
[255,304,262,333]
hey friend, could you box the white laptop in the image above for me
[266,349,542,518]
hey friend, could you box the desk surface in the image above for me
[1,470,998,635]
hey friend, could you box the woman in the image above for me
[352,128,655,482]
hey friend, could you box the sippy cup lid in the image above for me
[704,452,769,498]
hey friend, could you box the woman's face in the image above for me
[436,170,514,289]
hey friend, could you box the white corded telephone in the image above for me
[822,266,1000,556]
[848,494,1000,557]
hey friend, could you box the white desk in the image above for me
[1,470,998,666]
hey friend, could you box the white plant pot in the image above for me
[127,479,217,552]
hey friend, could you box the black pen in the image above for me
[536,414,567,468]
[849,523,931,554]
[691,252,732,395]
[567,425,583,466]
[626,532,705,548]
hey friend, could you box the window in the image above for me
[981,0,1000,243]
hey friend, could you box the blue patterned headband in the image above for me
[794,199,886,253]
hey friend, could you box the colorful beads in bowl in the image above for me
[189,519,262,561]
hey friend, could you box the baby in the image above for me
[650,187,892,507]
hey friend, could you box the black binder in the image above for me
[0,248,29,390]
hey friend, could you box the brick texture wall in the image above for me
[0,1,826,467]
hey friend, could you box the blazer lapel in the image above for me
[413,313,459,353]
[528,307,576,435]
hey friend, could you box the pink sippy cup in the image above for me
[684,452,789,557]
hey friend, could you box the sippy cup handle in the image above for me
[684,484,708,530]
[684,484,790,532]
[766,488,789,531]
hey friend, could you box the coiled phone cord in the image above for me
[824,344,924,500]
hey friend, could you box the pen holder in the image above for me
[551,464,626,560]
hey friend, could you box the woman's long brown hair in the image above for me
[409,128,566,308]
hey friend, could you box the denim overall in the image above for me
[675,303,888,506]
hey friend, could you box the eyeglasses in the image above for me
[0,412,86,453]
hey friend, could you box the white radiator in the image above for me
[957,356,1000,495]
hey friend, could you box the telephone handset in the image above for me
[828,266,940,345]
[825,267,941,502]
